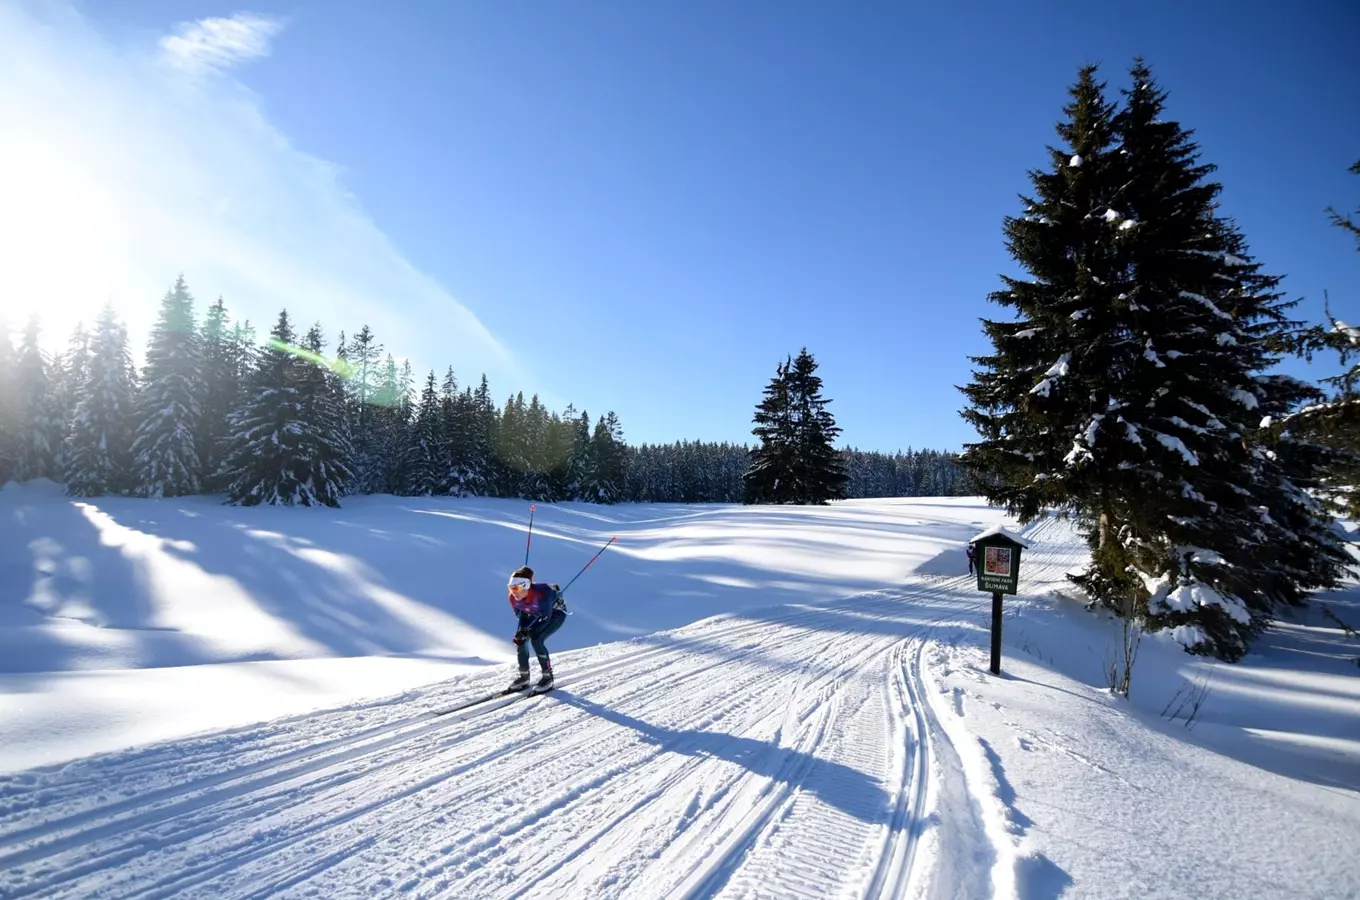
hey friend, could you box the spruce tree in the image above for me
[66,304,137,497]
[131,276,204,497]
[958,64,1125,525]
[1302,297,1360,516]
[566,410,592,501]
[199,297,239,491]
[785,347,847,503]
[51,323,91,479]
[962,61,1349,661]
[744,349,845,504]
[220,311,314,506]
[344,326,385,493]
[497,392,527,497]
[545,407,575,501]
[0,317,18,483]
[404,370,446,496]
[1252,371,1354,605]
[362,354,411,495]
[293,324,355,505]
[466,375,497,496]
[1100,65,1347,658]
[16,318,59,481]
[744,356,796,504]
[388,359,416,494]
[1272,160,1360,515]
[588,411,626,503]
[519,395,553,500]
[229,320,258,388]
[437,367,465,495]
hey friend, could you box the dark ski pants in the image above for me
[517,608,566,672]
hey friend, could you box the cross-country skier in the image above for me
[966,543,977,576]
[507,565,567,692]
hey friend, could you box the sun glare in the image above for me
[0,131,132,343]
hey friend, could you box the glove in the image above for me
[513,629,527,647]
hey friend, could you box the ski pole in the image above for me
[560,536,616,594]
[524,504,536,566]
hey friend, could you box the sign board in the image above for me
[974,534,1022,595]
[969,526,1029,675]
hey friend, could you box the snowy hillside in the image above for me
[1,486,1357,898]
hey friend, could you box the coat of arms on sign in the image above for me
[985,545,1011,576]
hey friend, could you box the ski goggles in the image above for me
[508,577,531,594]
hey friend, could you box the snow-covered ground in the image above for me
[1,484,1357,898]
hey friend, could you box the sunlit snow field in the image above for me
[2,482,1356,898]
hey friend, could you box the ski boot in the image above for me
[533,669,554,693]
[508,670,531,691]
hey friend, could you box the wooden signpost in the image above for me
[970,526,1030,675]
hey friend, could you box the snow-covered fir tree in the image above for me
[958,64,1124,526]
[361,353,411,495]
[198,298,241,492]
[496,392,527,497]
[744,348,845,504]
[1270,160,1360,516]
[785,348,847,503]
[1095,65,1347,658]
[517,395,554,500]
[1277,303,1360,517]
[16,317,60,481]
[564,410,592,500]
[131,276,203,497]
[584,411,626,503]
[961,62,1348,661]
[544,406,576,501]
[294,324,355,505]
[1251,369,1354,607]
[50,323,91,479]
[463,374,498,496]
[403,370,447,496]
[744,356,795,504]
[229,320,258,388]
[387,358,415,494]
[0,318,19,483]
[343,326,386,493]
[221,311,347,506]
[436,368,462,495]
[439,368,488,497]
[65,304,137,497]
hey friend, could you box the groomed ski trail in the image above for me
[0,528,1077,900]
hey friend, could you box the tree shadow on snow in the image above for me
[1014,852,1076,899]
[549,690,893,828]
[124,507,494,662]
[614,594,989,684]
[0,493,165,676]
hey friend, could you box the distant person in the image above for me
[507,565,567,692]
[966,543,977,576]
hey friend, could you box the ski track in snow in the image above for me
[0,527,1084,900]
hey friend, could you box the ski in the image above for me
[432,685,528,718]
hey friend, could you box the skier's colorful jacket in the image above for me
[509,582,562,622]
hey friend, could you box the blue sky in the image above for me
[5,1,1357,451]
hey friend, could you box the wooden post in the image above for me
[990,590,1003,675]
